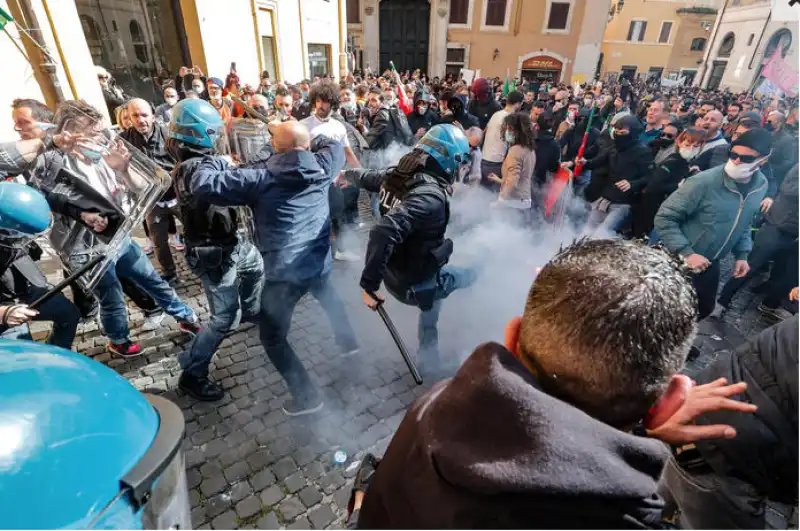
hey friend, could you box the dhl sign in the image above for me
[522,56,562,70]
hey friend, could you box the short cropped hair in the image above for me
[12,98,53,123]
[520,239,697,428]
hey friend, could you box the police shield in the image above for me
[30,121,170,291]
[228,118,269,243]
[229,118,271,165]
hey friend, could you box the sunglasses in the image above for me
[728,150,761,163]
[660,133,676,140]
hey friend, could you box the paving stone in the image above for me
[228,481,254,504]
[303,461,326,480]
[333,486,351,511]
[250,468,277,491]
[211,510,238,530]
[224,461,251,483]
[273,456,298,480]
[278,497,305,522]
[201,461,223,478]
[203,439,229,459]
[205,492,233,518]
[259,484,286,507]
[186,467,202,489]
[298,485,323,508]
[308,504,336,529]
[235,495,262,519]
[256,512,281,529]
[246,448,274,472]
[319,470,345,493]
[200,475,228,498]
[283,472,306,494]
[287,517,311,530]
[292,446,316,467]
[191,506,208,526]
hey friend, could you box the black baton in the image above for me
[368,292,423,385]
[29,254,105,310]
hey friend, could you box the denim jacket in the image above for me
[190,138,345,282]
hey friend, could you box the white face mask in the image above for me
[725,159,762,182]
[679,146,700,160]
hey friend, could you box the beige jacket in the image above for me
[499,144,535,204]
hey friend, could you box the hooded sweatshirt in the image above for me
[406,91,438,134]
[357,342,670,529]
[468,78,503,129]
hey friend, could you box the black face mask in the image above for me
[614,133,635,150]
[764,122,776,132]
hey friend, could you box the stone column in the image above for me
[363,0,380,71]
[428,0,448,77]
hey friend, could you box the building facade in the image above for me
[600,0,722,84]
[2,0,347,138]
[696,0,798,92]
[346,0,611,85]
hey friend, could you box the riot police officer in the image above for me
[344,124,477,372]
[168,99,265,401]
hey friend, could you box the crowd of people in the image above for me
[1,60,798,529]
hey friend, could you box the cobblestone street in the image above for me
[35,228,778,530]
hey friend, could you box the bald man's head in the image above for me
[702,109,723,137]
[271,121,311,152]
[127,98,155,136]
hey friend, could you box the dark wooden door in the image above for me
[379,0,429,73]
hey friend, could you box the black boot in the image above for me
[179,372,224,401]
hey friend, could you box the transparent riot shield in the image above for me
[30,121,170,291]
[228,118,269,243]
[229,118,270,165]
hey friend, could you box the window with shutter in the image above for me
[658,21,672,43]
[450,0,469,24]
[347,0,360,23]
[485,0,508,26]
[627,20,647,42]
[547,2,570,30]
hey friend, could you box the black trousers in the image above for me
[690,260,721,320]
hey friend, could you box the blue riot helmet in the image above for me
[0,182,51,238]
[168,98,225,150]
[416,124,471,183]
[0,341,190,529]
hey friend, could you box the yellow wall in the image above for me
[601,0,720,78]
[448,0,587,80]
[667,12,714,73]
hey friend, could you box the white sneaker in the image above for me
[142,311,167,331]
[170,234,185,250]
[143,238,154,255]
[334,250,360,262]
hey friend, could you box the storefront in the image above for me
[520,55,563,85]
[307,43,331,78]
[75,0,189,105]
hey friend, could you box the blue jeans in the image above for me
[584,199,632,237]
[260,272,357,401]
[180,240,264,378]
[95,241,196,343]
[386,266,477,363]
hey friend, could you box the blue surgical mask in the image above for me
[35,122,56,131]
[504,131,516,144]
[81,147,105,162]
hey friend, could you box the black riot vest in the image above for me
[379,158,454,288]
[174,157,240,249]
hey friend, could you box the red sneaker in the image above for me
[107,341,143,358]
[179,321,202,337]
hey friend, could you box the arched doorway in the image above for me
[379,0,430,72]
